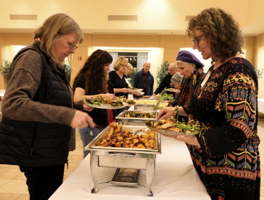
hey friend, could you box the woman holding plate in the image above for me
[73,49,115,157]
[109,56,140,117]
[158,8,260,200]
[170,50,205,122]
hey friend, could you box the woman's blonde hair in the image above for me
[34,13,84,64]
[127,63,133,70]
[113,56,128,71]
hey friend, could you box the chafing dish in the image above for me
[134,99,158,112]
[85,125,161,196]
[116,110,158,126]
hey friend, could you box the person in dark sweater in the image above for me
[0,13,94,200]
[133,61,154,96]
[73,49,115,157]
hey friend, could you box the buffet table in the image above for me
[49,135,210,200]
[258,98,264,113]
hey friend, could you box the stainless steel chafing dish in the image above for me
[134,99,158,112]
[116,110,158,126]
[85,125,161,196]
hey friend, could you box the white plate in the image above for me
[84,101,127,110]
[130,88,143,92]
[165,88,176,92]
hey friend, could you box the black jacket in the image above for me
[0,43,72,167]
[154,73,174,95]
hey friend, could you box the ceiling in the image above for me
[2,18,264,37]
[0,0,264,37]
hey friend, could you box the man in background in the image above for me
[133,61,154,95]
[153,63,177,95]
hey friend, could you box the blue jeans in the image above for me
[78,126,104,158]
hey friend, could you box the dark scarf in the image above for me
[175,68,204,107]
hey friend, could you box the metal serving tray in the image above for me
[133,99,158,112]
[116,110,158,126]
[86,125,161,196]
[134,104,156,112]
[111,168,140,186]
[86,125,160,153]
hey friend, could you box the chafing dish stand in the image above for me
[86,125,161,197]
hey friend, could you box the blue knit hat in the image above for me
[171,73,183,84]
[176,50,204,68]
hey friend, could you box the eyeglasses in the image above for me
[67,41,78,49]
[191,34,204,45]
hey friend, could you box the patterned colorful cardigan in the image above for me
[184,57,260,200]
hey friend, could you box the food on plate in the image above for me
[84,95,105,105]
[85,95,124,107]
[110,100,124,106]
[96,122,156,149]
[145,117,202,134]
[156,90,174,101]
[155,102,169,109]
[124,99,136,105]
[123,111,156,118]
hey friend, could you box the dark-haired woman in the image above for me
[73,49,114,157]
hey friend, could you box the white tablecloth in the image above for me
[49,136,210,200]
[258,98,264,113]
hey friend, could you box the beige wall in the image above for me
[0,32,260,90]
[1,0,264,36]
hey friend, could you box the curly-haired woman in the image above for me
[158,8,260,200]
[73,49,115,157]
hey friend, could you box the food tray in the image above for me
[134,99,158,105]
[116,110,157,126]
[111,168,140,186]
[133,99,158,111]
[134,104,156,112]
[86,125,161,153]
[145,125,199,136]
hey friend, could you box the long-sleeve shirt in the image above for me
[2,50,78,126]
[154,73,173,94]
[133,70,154,95]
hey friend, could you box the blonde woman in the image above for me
[0,13,94,199]
[109,57,139,117]
[109,56,139,98]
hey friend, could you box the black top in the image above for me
[154,73,174,94]
[73,74,113,127]
[108,70,128,98]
